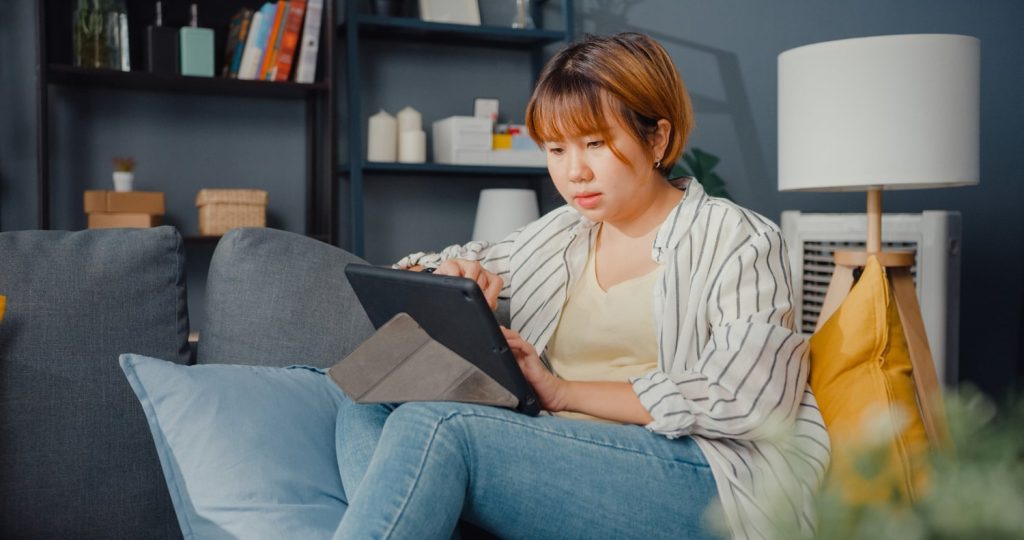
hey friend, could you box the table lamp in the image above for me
[472,189,540,242]
[778,34,980,447]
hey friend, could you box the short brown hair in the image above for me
[525,33,694,176]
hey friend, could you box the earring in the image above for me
[654,158,662,169]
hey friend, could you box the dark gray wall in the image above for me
[2,0,1021,395]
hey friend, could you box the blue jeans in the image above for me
[333,398,719,539]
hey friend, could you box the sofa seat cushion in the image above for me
[0,226,190,538]
[120,354,347,539]
[200,228,374,368]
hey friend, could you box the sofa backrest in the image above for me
[199,228,374,367]
[0,226,189,539]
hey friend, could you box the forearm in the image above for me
[560,381,653,426]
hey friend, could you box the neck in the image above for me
[602,175,683,239]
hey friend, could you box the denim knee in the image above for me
[382,402,485,447]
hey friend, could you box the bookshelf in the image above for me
[338,1,574,257]
[34,0,336,244]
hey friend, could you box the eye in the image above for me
[546,146,564,156]
[586,140,604,149]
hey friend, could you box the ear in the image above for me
[649,119,672,160]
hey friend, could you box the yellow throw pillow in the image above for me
[809,256,929,504]
[0,294,6,323]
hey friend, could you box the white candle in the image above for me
[398,130,427,163]
[397,106,422,133]
[367,109,397,162]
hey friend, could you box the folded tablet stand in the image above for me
[329,313,519,409]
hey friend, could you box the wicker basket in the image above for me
[195,189,268,236]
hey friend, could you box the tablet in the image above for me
[344,263,541,416]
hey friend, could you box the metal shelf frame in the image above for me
[339,1,574,256]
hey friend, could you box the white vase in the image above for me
[113,171,134,192]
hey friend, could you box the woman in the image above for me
[333,33,829,539]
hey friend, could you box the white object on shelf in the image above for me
[112,171,134,192]
[294,0,324,83]
[367,109,397,162]
[473,98,499,122]
[437,148,547,167]
[472,189,539,242]
[419,0,481,25]
[397,106,422,132]
[399,130,427,163]
[433,115,491,164]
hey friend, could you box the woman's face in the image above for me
[543,112,667,227]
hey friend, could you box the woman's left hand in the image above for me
[501,326,569,412]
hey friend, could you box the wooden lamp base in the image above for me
[813,188,950,449]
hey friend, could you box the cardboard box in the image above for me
[88,213,162,229]
[84,190,165,215]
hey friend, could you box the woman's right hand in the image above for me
[432,259,504,311]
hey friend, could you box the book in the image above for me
[258,1,289,81]
[222,7,253,78]
[237,3,275,80]
[294,0,323,83]
[272,0,307,81]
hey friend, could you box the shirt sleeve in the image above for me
[392,230,519,298]
[631,230,810,440]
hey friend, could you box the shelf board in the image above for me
[341,162,549,176]
[45,65,329,99]
[341,15,567,48]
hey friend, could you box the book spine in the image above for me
[222,8,250,77]
[258,1,288,81]
[294,0,323,84]
[228,11,253,78]
[272,0,306,81]
[238,5,272,80]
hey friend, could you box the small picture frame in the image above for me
[419,0,481,25]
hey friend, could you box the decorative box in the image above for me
[195,189,268,236]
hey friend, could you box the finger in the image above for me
[484,276,502,310]
[461,261,480,281]
[435,261,458,277]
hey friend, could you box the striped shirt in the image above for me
[396,178,831,539]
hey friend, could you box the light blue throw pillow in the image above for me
[119,354,347,539]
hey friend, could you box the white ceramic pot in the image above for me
[113,171,134,192]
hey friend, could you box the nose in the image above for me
[567,149,593,183]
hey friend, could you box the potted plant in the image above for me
[112,156,135,192]
[671,147,731,200]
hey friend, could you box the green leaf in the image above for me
[670,147,731,200]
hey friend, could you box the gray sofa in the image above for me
[0,226,394,538]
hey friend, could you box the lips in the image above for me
[574,192,602,209]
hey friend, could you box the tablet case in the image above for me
[329,312,519,408]
[339,264,541,415]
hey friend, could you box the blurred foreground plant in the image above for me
[739,386,1024,539]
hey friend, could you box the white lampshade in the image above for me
[471,189,540,242]
[778,34,980,192]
